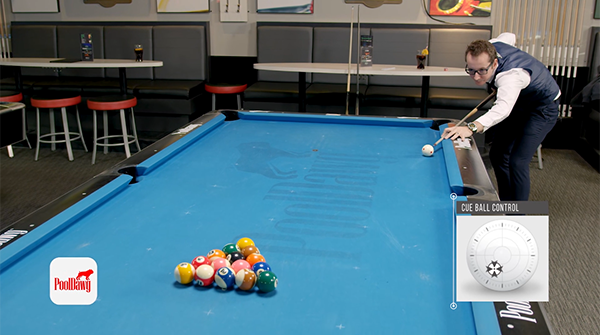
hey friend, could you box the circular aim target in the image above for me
[467,219,538,291]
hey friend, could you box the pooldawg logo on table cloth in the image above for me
[50,257,97,305]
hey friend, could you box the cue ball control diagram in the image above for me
[466,219,538,292]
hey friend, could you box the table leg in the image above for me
[420,76,430,118]
[299,72,306,113]
[14,67,23,92]
[118,67,127,95]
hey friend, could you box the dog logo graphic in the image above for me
[76,269,94,280]
[235,142,311,179]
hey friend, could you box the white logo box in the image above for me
[50,257,97,305]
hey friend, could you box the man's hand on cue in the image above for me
[442,121,483,140]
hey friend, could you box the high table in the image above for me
[253,63,468,117]
[0,111,551,334]
[0,58,163,94]
[0,101,27,157]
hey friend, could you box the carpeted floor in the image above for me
[0,145,599,334]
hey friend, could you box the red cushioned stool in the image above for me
[0,91,31,157]
[31,94,87,162]
[204,84,247,111]
[87,95,140,165]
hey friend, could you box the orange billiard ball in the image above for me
[207,249,226,260]
[245,253,266,267]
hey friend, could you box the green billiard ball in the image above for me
[256,271,278,293]
[222,243,240,255]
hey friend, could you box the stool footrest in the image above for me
[39,132,83,144]
[95,134,137,147]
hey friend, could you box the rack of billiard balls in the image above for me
[173,237,278,293]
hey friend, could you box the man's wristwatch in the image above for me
[467,122,478,134]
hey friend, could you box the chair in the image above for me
[87,95,140,165]
[31,94,87,161]
[0,91,32,157]
[205,84,248,110]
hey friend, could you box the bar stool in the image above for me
[87,95,140,165]
[204,84,247,110]
[31,94,87,161]
[0,91,31,157]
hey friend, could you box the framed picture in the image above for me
[10,0,59,13]
[429,0,491,17]
[257,0,314,14]
[595,0,600,19]
[156,0,209,13]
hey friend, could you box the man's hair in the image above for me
[465,40,497,63]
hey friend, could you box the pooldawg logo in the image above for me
[50,257,97,305]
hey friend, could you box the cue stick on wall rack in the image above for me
[355,5,360,115]
[433,90,497,146]
[345,7,354,116]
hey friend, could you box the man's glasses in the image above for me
[465,62,493,76]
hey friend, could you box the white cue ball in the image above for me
[422,144,434,157]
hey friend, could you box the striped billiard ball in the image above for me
[215,267,235,290]
[174,262,195,285]
[194,264,215,287]
[235,269,257,291]
[252,262,271,276]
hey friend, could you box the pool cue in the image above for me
[345,7,354,116]
[355,5,360,115]
[433,90,497,146]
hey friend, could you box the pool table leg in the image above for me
[299,72,307,113]
[420,76,430,118]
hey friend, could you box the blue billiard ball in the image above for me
[214,267,235,290]
[252,262,271,276]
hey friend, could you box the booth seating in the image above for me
[2,22,211,136]
[87,95,140,165]
[31,94,87,161]
[245,24,493,120]
[205,84,247,110]
[0,91,31,157]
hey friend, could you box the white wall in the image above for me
[3,0,598,61]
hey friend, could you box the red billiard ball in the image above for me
[191,256,210,269]
[194,264,215,286]
[235,269,257,291]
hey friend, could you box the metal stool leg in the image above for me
[119,109,131,158]
[49,109,56,151]
[212,93,216,110]
[61,107,74,161]
[237,94,242,110]
[103,111,109,155]
[130,107,141,152]
[7,145,14,158]
[537,144,543,170]
[92,110,98,165]
[75,106,88,152]
[22,107,31,149]
[35,108,41,161]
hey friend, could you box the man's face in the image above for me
[466,52,498,86]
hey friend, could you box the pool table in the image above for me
[0,111,551,334]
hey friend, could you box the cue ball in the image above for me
[422,144,434,157]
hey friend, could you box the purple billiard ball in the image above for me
[252,262,271,276]
[214,267,235,290]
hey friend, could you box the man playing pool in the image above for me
[442,33,561,201]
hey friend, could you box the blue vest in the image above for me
[491,42,561,108]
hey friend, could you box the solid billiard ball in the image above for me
[226,252,244,264]
[207,249,226,260]
[191,256,210,269]
[210,257,231,271]
[241,245,260,258]
[231,259,252,274]
[222,243,240,255]
[215,267,236,290]
[236,237,255,250]
[252,262,271,276]
[235,269,257,291]
[246,253,266,267]
[194,264,215,286]
[422,144,434,157]
[174,262,195,285]
[256,271,278,293]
